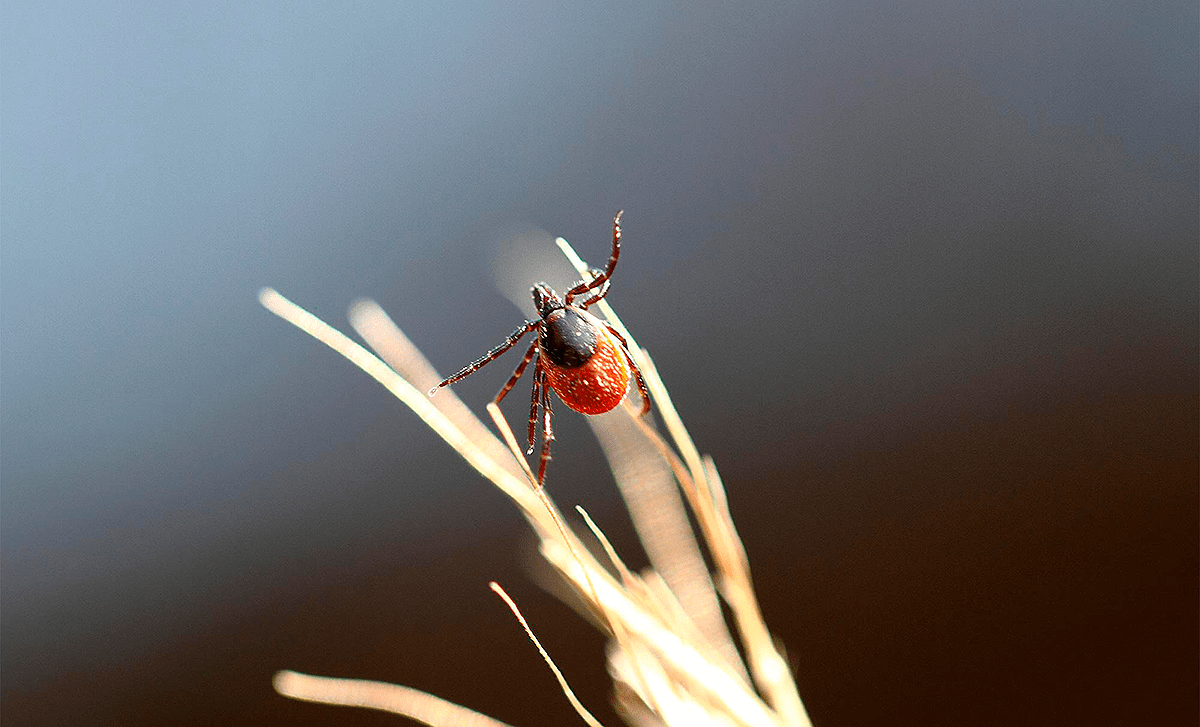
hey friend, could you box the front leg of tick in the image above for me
[432,319,539,394]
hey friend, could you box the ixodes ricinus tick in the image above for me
[431,211,651,487]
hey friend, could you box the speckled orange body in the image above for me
[542,326,631,415]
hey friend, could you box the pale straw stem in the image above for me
[259,288,539,512]
[348,298,521,479]
[273,670,515,727]
[489,582,607,727]
[575,505,638,587]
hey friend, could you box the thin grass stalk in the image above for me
[273,670,515,727]
[490,582,607,727]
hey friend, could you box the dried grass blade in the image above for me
[273,670,515,727]
[258,288,539,512]
[489,582,607,727]
[575,505,637,587]
[348,298,520,479]
[702,457,809,727]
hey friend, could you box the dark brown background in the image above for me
[3,1,1196,725]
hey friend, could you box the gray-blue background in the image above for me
[3,1,1196,724]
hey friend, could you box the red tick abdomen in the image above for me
[543,329,631,415]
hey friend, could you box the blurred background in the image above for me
[2,1,1196,725]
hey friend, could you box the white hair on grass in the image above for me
[258,234,812,727]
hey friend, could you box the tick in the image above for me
[430,211,651,488]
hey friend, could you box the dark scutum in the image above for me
[539,307,598,368]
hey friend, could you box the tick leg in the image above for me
[540,369,555,445]
[525,360,542,455]
[603,322,652,415]
[536,371,555,488]
[565,210,623,304]
[574,267,612,308]
[434,320,538,392]
[495,339,539,406]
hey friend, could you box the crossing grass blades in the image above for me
[260,215,813,727]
